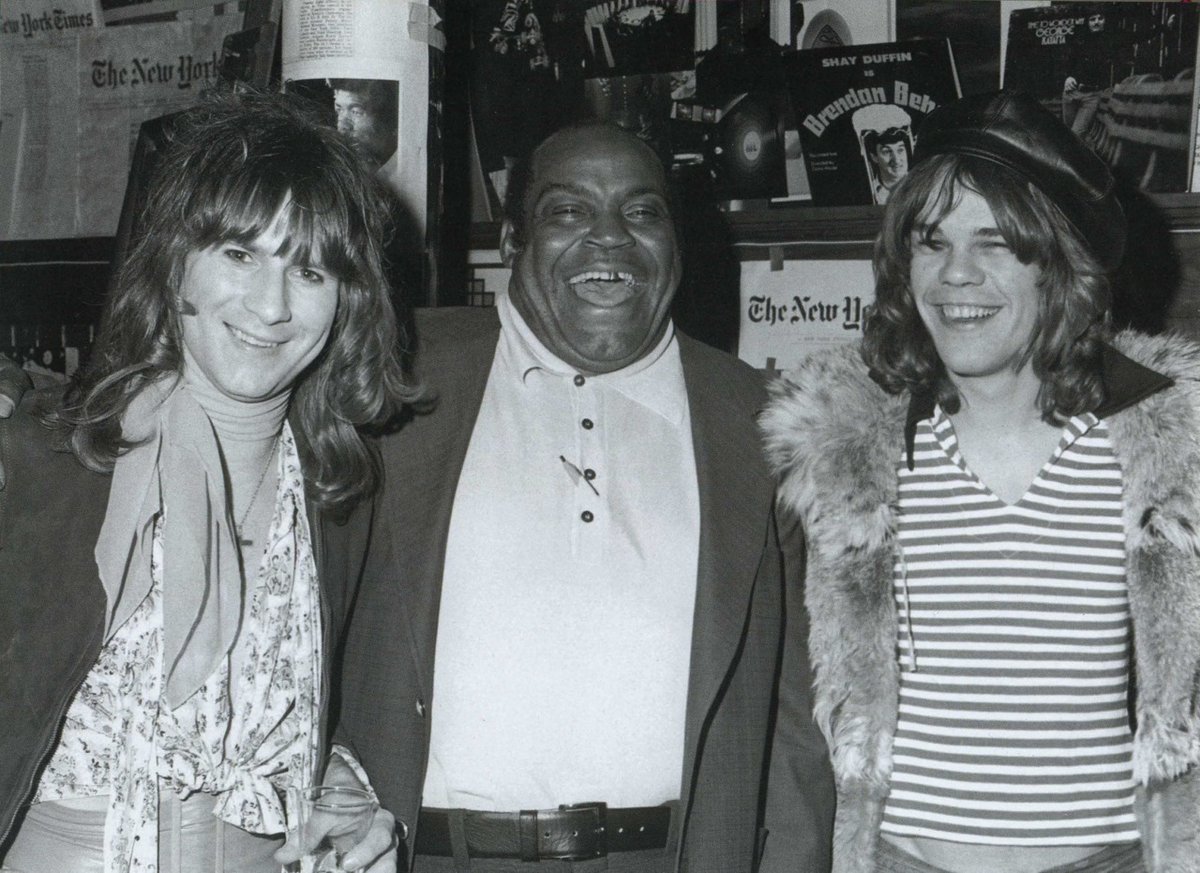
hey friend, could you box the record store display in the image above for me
[709,92,788,200]
[679,34,793,201]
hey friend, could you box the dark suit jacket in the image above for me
[335,307,834,872]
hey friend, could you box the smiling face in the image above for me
[500,126,682,374]
[872,140,909,188]
[910,186,1044,390]
[179,209,340,402]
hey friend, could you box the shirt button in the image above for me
[415,698,426,718]
[581,510,594,522]
[581,418,594,430]
[584,468,596,480]
[574,374,585,386]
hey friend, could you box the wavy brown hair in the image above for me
[863,153,1111,422]
[54,88,421,514]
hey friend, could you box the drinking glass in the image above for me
[287,784,378,873]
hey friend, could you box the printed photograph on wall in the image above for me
[1004,2,1199,192]
[285,78,401,176]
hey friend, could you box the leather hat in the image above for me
[913,89,1126,271]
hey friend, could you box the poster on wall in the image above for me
[784,38,960,208]
[580,0,696,183]
[1004,2,1199,193]
[467,0,584,216]
[0,14,243,240]
[466,1,698,216]
[737,259,875,373]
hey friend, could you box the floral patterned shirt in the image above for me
[33,424,323,872]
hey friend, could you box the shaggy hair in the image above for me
[53,88,420,514]
[863,153,1112,423]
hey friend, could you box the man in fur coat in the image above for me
[760,90,1200,873]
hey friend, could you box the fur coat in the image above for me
[760,330,1200,873]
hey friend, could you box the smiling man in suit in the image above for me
[333,121,834,873]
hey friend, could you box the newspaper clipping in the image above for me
[283,0,440,240]
[0,13,241,239]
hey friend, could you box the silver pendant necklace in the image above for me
[236,440,277,547]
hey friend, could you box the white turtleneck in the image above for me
[181,346,291,549]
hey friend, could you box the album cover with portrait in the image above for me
[1004,3,1199,193]
[783,38,960,207]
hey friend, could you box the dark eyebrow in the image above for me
[535,183,588,201]
[533,182,670,204]
[909,222,1005,239]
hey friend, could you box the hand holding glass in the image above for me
[287,785,378,872]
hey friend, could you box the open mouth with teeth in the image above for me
[938,303,1001,323]
[228,324,282,349]
[567,270,640,303]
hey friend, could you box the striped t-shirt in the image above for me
[881,406,1138,846]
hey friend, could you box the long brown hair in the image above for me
[54,88,421,513]
[863,153,1110,422]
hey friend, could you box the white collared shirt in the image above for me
[423,292,700,810]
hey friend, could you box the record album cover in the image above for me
[783,38,960,206]
[1004,3,1199,193]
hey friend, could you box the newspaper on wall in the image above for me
[737,259,875,373]
[1,0,99,39]
[282,0,440,239]
[0,14,243,240]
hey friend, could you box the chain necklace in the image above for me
[235,439,277,548]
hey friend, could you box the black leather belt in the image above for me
[415,803,672,861]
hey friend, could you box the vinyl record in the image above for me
[712,93,787,200]
[799,9,852,50]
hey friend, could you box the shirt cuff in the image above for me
[329,744,378,803]
[329,744,409,843]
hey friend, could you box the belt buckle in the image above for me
[550,801,608,860]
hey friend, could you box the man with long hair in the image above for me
[761,90,1200,873]
[0,89,417,872]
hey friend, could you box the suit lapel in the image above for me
[677,337,773,808]
[402,314,500,697]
